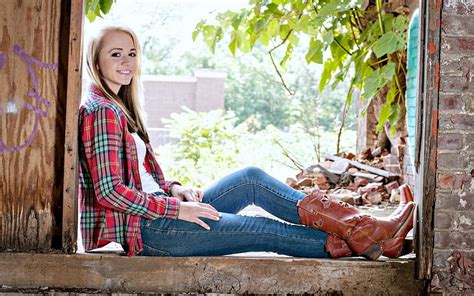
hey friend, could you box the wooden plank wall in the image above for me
[0,0,67,250]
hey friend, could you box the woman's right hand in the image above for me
[177,202,221,230]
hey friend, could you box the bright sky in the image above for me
[84,0,248,47]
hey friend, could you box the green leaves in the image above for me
[305,38,324,64]
[362,62,396,100]
[372,14,407,57]
[161,108,243,187]
[194,0,409,131]
[85,0,115,22]
[192,22,224,54]
[372,32,405,58]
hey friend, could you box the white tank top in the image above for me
[131,133,164,194]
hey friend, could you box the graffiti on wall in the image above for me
[0,45,58,154]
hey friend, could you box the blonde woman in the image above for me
[78,26,415,260]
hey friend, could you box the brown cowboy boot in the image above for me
[325,234,352,258]
[298,189,415,260]
[382,184,415,257]
[389,184,414,217]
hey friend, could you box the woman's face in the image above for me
[97,30,137,94]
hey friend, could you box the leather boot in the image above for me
[298,189,415,260]
[382,184,415,257]
[325,234,352,258]
[389,184,414,217]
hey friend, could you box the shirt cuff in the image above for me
[163,197,180,219]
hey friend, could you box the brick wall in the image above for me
[143,70,226,148]
[431,1,474,293]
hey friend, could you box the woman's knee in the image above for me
[241,166,266,180]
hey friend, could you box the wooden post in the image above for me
[0,0,77,251]
[415,0,440,280]
[60,0,84,253]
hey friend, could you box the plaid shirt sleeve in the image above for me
[82,104,180,220]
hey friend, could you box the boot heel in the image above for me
[361,243,383,260]
[381,237,404,258]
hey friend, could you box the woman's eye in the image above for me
[111,52,121,57]
[129,52,136,57]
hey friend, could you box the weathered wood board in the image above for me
[0,0,63,250]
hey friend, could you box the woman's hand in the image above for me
[170,184,203,202]
[177,202,221,230]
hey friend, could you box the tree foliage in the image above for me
[193,0,409,133]
[160,108,244,187]
[85,0,116,22]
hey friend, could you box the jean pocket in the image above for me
[142,243,171,257]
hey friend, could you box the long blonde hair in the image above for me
[86,26,149,142]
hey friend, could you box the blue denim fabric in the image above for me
[140,166,329,258]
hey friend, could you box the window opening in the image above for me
[76,0,424,263]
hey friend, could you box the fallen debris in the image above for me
[325,155,399,180]
[287,147,410,208]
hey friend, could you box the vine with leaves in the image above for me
[193,0,409,152]
[85,0,115,22]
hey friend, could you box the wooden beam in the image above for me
[415,0,440,280]
[0,253,425,294]
[325,155,399,179]
[60,0,84,253]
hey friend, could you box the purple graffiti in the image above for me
[0,45,58,154]
[0,53,6,70]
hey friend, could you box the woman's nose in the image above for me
[121,56,131,65]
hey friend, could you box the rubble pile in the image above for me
[286,148,404,208]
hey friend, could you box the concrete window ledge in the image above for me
[0,253,424,295]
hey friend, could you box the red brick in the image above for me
[434,210,453,230]
[440,76,474,93]
[384,181,399,193]
[433,249,474,271]
[442,14,474,37]
[438,174,455,189]
[438,152,467,169]
[441,36,474,57]
[438,133,464,150]
[439,113,474,131]
[443,2,474,15]
[435,193,474,210]
[437,173,472,190]
[467,134,474,150]
[434,210,474,231]
[434,230,474,249]
[457,211,474,231]
[440,55,472,77]
[384,165,401,175]
[439,114,455,131]
[439,93,466,111]
[432,249,452,270]
[382,154,398,165]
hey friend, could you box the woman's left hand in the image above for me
[170,184,204,202]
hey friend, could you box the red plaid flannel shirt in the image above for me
[78,85,181,256]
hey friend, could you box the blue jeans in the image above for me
[140,166,329,258]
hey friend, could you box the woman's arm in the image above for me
[81,105,180,219]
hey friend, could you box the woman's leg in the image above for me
[202,166,304,224]
[140,213,329,258]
